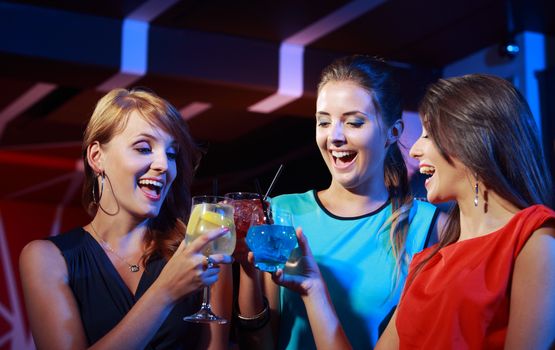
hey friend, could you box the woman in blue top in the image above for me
[235,55,443,349]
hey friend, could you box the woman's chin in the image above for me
[135,207,162,219]
[332,176,363,191]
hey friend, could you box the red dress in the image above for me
[396,205,555,349]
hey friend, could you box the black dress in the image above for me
[47,227,203,349]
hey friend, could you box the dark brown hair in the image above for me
[410,74,552,283]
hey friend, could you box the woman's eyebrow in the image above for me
[343,110,368,117]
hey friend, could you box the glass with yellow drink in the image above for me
[183,195,236,324]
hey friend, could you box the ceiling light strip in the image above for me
[0,83,57,138]
[248,0,387,113]
[179,102,213,120]
[285,0,387,46]
[97,0,179,92]
[522,32,545,138]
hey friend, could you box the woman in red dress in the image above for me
[376,74,555,349]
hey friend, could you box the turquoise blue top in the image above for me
[271,190,438,350]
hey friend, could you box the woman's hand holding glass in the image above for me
[246,208,297,273]
[248,227,323,295]
[156,227,232,302]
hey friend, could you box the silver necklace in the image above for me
[89,223,141,273]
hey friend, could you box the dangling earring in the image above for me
[92,172,105,205]
[474,176,479,207]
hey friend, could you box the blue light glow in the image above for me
[121,19,149,75]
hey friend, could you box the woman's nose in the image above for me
[409,139,421,159]
[330,123,346,145]
[151,152,168,173]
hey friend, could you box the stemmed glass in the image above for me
[183,195,236,324]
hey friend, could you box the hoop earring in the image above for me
[92,172,105,205]
[98,173,120,216]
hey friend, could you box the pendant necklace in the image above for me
[89,223,141,273]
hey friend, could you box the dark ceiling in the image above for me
[0,0,553,207]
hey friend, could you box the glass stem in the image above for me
[201,286,211,310]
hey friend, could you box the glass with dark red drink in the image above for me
[224,192,269,259]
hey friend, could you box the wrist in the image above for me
[151,278,184,306]
[301,277,327,301]
[234,296,271,331]
[149,279,180,306]
[237,270,265,316]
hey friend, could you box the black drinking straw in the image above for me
[264,164,284,200]
[212,177,219,196]
[254,178,271,224]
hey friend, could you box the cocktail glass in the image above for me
[183,195,236,324]
[246,208,297,273]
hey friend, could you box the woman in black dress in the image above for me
[20,88,233,349]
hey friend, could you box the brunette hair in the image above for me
[82,88,202,262]
[410,74,552,282]
[319,55,413,277]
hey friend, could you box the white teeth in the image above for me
[331,151,355,158]
[420,166,435,175]
[138,179,163,188]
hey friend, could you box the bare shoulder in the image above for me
[525,219,555,242]
[19,238,88,349]
[20,239,67,281]
[506,220,555,348]
[516,220,555,268]
[536,219,555,236]
[524,221,555,248]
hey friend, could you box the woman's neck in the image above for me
[318,180,389,217]
[457,189,520,241]
[88,211,149,242]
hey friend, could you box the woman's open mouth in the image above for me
[419,165,436,187]
[331,150,357,169]
[138,179,163,200]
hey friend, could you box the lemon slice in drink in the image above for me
[202,211,234,228]
[187,204,204,234]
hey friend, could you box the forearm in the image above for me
[237,264,266,315]
[236,265,275,350]
[302,280,352,350]
[206,265,233,350]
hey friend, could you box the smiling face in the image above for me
[316,81,388,191]
[409,125,471,204]
[98,111,178,220]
